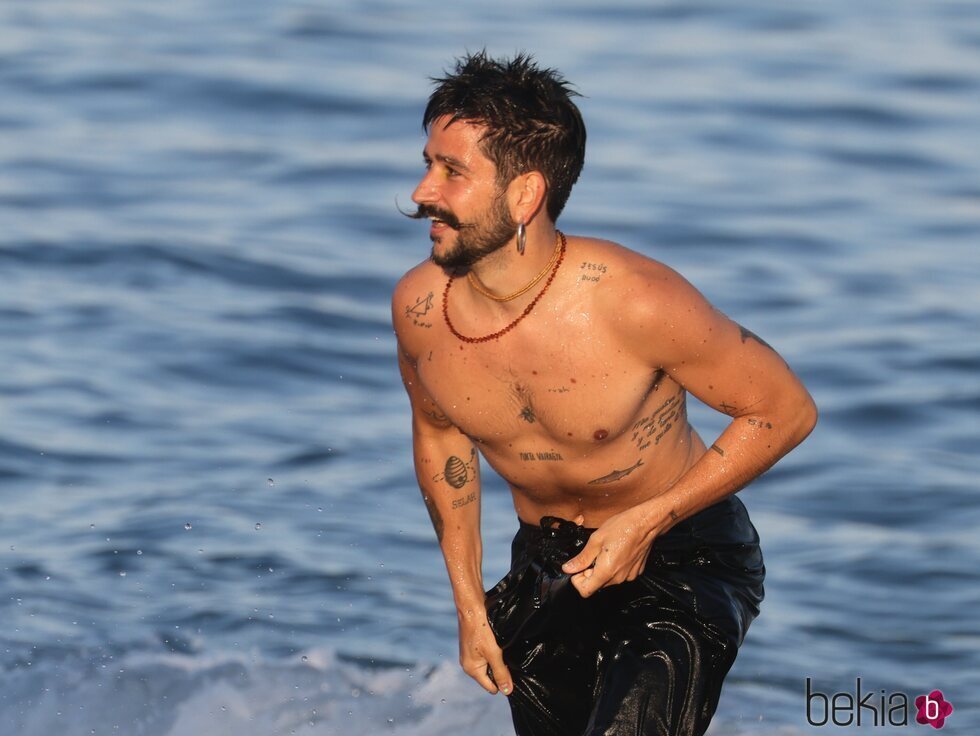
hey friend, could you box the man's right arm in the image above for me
[394,341,513,697]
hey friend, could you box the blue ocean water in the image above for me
[1,1,978,733]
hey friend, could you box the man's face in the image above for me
[411,116,516,269]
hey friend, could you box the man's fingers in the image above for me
[468,664,499,694]
[486,648,513,696]
[571,569,597,597]
[562,539,599,574]
[627,559,643,580]
[462,645,512,696]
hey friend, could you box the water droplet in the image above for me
[90,523,96,529]
[267,478,274,486]
[184,523,192,531]
[136,549,142,555]
[301,655,308,662]
[254,523,262,531]
[119,571,126,577]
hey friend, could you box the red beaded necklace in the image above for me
[442,231,567,344]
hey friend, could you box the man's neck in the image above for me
[468,225,560,303]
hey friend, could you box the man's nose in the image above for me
[411,169,439,205]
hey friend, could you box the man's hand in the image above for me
[458,607,513,696]
[561,508,660,598]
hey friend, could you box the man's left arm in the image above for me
[564,263,818,596]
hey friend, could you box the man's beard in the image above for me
[406,197,517,270]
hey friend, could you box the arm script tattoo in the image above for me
[451,491,477,510]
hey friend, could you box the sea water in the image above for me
[1,1,978,733]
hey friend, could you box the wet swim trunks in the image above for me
[485,494,765,736]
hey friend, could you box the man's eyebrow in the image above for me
[423,151,470,172]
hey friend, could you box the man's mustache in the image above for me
[400,203,467,231]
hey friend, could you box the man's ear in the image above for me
[508,171,548,224]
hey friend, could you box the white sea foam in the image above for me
[0,647,515,736]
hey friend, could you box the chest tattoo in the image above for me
[512,382,536,424]
[587,458,644,485]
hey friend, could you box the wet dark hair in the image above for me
[423,51,586,222]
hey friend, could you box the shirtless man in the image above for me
[393,52,817,736]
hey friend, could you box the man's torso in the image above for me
[397,237,709,526]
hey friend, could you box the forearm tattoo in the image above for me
[422,493,444,541]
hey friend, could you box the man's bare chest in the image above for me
[415,332,662,448]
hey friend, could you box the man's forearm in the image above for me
[414,429,486,613]
[637,401,817,532]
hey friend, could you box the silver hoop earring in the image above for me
[516,222,526,255]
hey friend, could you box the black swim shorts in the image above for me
[485,494,765,736]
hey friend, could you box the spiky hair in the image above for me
[423,51,586,221]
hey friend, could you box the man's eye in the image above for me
[446,166,459,177]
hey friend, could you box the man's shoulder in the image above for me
[574,236,697,308]
[574,236,716,348]
[392,258,444,349]
[393,258,443,299]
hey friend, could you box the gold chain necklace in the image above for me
[443,231,567,344]
[466,231,562,302]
